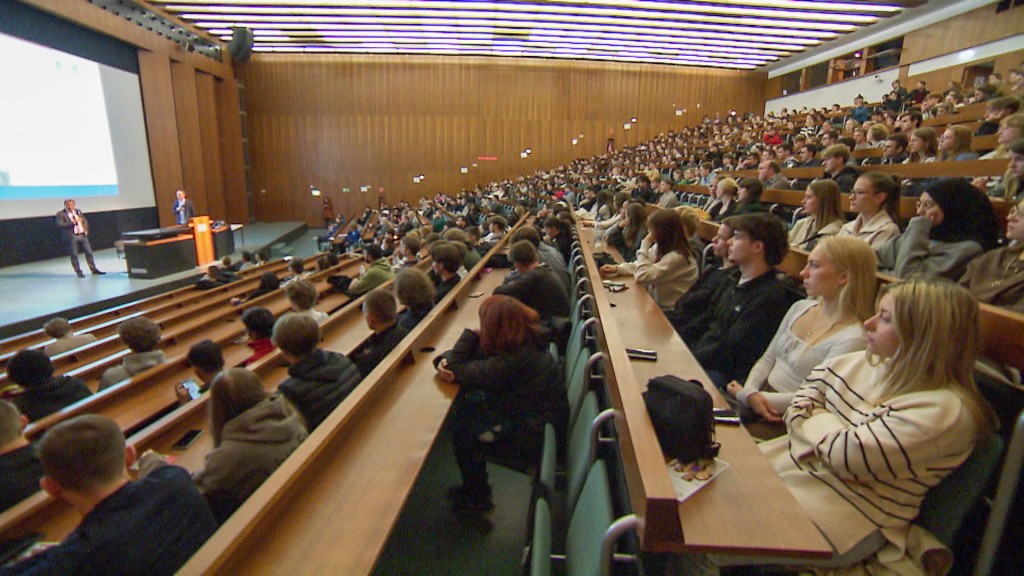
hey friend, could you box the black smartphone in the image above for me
[713,408,741,426]
[626,348,657,361]
[171,429,203,451]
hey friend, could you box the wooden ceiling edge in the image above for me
[134,0,229,50]
[20,0,235,79]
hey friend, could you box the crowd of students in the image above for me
[2,67,1023,574]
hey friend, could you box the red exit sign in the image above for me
[477,155,498,161]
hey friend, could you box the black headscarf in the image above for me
[924,178,999,251]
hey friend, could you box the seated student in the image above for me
[758,160,791,190]
[394,268,436,331]
[192,368,306,523]
[347,245,395,297]
[544,216,574,265]
[668,217,738,332]
[610,202,648,263]
[820,145,860,193]
[988,138,1024,201]
[789,180,846,250]
[285,280,329,324]
[727,237,876,421]
[280,258,309,287]
[236,250,256,271]
[350,289,410,378]
[733,178,766,214]
[8,349,91,421]
[707,177,738,222]
[601,209,699,310]
[980,113,1024,160]
[509,226,569,293]
[444,228,480,271]
[976,96,1021,136]
[678,279,995,576]
[480,215,508,245]
[241,307,276,366]
[655,179,680,208]
[175,339,224,405]
[959,197,1024,312]
[393,234,422,269]
[675,206,706,258]
[495,241,570,320]
[195,264,232,290]
[0,400,44,513]
[42,317,96,357]
[877,178,999,280]
[428,242,462,304]
[938,125,979,161]
[433,296,567,513]
[0,415,217,575]
[904,127,939,164]
[230,271,281,306]
[838,172,902,249]
[863,133,910,166]
[676,214,796,389]
[99,318,166,390]
[273,314,361,431]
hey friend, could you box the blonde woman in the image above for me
[706,177,738,221]
[980,113,1024,160]
[838,172,902,249]
[727,236,876,421]
[788,180,846,250]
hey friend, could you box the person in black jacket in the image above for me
[395,268,436,330]
[273,314,360,431]
[668,217,738,336]
[0,400,43,513]
[8,349,91,422]
[494,241,569,320]
[350,289,409,378]
[434,295,567,513]
[677,214,798,389]
[544,216,573,265]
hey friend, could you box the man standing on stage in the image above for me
[173,190,195,225]
[55,199,104,278]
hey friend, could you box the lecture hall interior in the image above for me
[1,0,1024,575]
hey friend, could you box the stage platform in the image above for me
[0,222,308,339]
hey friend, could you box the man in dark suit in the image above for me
[55,199,104,278]
[173,189,195,225]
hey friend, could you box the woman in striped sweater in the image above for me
[677,279,994,575]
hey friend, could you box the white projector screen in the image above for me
[0,31,156,220]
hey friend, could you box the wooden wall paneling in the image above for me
[900,5,1024,66]
[905,49,1024,94]
[240,56,766,224]
[195,72,226,221]
[137,50,183,228]
[214,76,248,224]
[170,61,207,218]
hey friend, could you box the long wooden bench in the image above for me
[174,220,524,574]
[575,223,832,557]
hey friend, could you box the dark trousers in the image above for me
[450,390,540,497]
[68,234,98,274]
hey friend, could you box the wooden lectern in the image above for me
[190,216,214,265]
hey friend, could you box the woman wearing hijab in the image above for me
[876,178,999,280]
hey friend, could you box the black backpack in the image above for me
[643,375,720,464]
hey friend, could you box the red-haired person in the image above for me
[434,295,567,513]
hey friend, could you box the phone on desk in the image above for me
[180,379,202,400]
[171,429,203,451]
[713,408,742,426]
[625,347,657,361]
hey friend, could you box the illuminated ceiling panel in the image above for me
[148,0,920,69]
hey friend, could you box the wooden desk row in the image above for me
[720,158,1009,181]
[574,223,832,558]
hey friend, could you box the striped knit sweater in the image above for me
[759,351,978,560]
